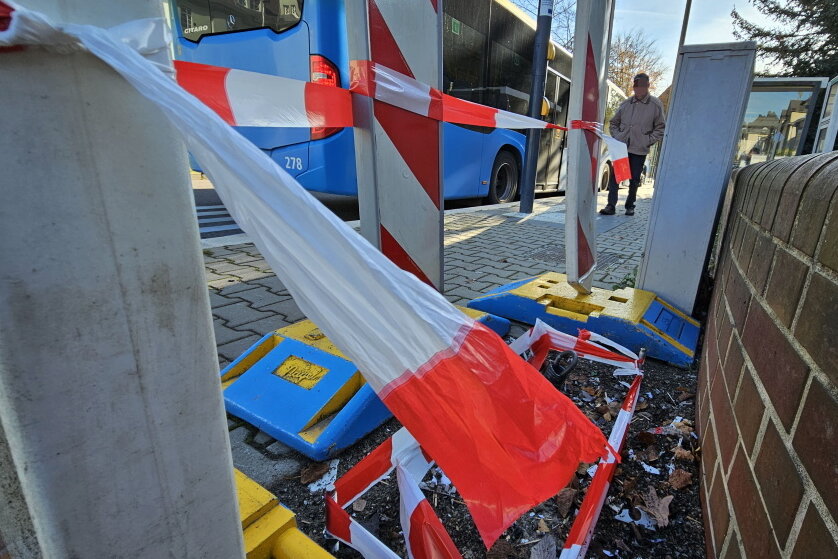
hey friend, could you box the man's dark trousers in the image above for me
[607,153,646,209]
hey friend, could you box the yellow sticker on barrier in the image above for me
[273,356,328,389]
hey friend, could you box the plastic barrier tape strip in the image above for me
[172,58,630,183]
[325,427,460,559]
[0,5,609,547]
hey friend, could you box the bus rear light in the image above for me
[310,54,342,140]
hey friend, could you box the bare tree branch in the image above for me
[607,29,668,95]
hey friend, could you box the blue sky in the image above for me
[613,0,778,91]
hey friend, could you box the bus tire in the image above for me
[487,151,519,204]
[599,165,611,192]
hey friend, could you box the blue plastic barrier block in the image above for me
[467,272,700,367]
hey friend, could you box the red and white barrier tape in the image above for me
[172,58,631,183]
[509,319,643,373]
[325,428,461,559]
[560,374,643,559]
[173,60,354,128]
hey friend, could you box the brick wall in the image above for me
[697,152,838,558]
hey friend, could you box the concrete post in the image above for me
[0,1,243,557]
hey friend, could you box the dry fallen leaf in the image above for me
[635,431,657,446]
[577,462,593,476]
[677,391,695,402]
[669,469,693,489]
[636,398,649,410]
[537,518,550,533]
[300,462,330,485]
[637,486,674,527]
[530,534,557,559]
[352,498,367,512]
[556,487,578,518]
[638,445,659,463]
[673,445,695,462]
[487,539,517,559]
[582,386,599,396]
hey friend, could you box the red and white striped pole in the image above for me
[565,0,615,294]
[346,0,444,289]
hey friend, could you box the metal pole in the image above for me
[678,0,692,49]
[0,2,243,557]
[519,0,554,213]
[564,0,615,294]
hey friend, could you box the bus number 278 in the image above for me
[284,157,303,171]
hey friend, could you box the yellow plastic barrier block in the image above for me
[234,469,333,559]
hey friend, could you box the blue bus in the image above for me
[169,0,623,203]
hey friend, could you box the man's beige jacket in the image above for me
[609,94,666,156]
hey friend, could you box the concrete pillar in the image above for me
[0,1,243,557]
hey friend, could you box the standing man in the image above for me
[600,73,665,216]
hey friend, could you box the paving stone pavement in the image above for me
[207,182,654,369]
[210,183,654,458]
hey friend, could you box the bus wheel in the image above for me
[599,166,611,191]
[488,151,519,204]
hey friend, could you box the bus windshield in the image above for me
[173,0,303,42]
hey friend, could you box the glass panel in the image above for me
[443,0,489,103]
[736,87,817,166]
[815,129,827,153]
[173,0,303,41]
[823,83,837,119]
[485,3,533,115]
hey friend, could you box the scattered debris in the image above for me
[615,507,656,530]
[305,459,339,492]
[669,469,693,490]
[536,518,550,533]
[529,534,556,559]
[555,487,578,518]
[352,498,367,513]
[487,539,517,559]
[640,461,661,475]
[637,487,674,528]
[300,461,331,485]
[673,444,696,462]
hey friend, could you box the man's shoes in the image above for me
[599,205,616,215]
[625,207,635,216]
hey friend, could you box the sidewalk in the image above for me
[206,182,654,487]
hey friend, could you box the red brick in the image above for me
[764,248,808,328]
[790,503,838,559]
[738,225,758,273]
[700,476,714,558]
[702,418,719,479]
[698,374,712,439]
[755,420,805,546]
[708,466,730,554]
[725,268,752,331]
[819,190,838,273]
[721,535,743,559]
[793,380,838,522]
[796,273,838,387]
[760,156,811,231]
[717,310,733,364]
[746,234,775,297]
[734,367,765,455]
[727,445,782,559]
[773,152,838,242]
[744,160,778,220]
[790,161,838,256]
[750,159,786,223]
[711,369,738,469]
[741,302,809,430]
[723,339,744,396]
